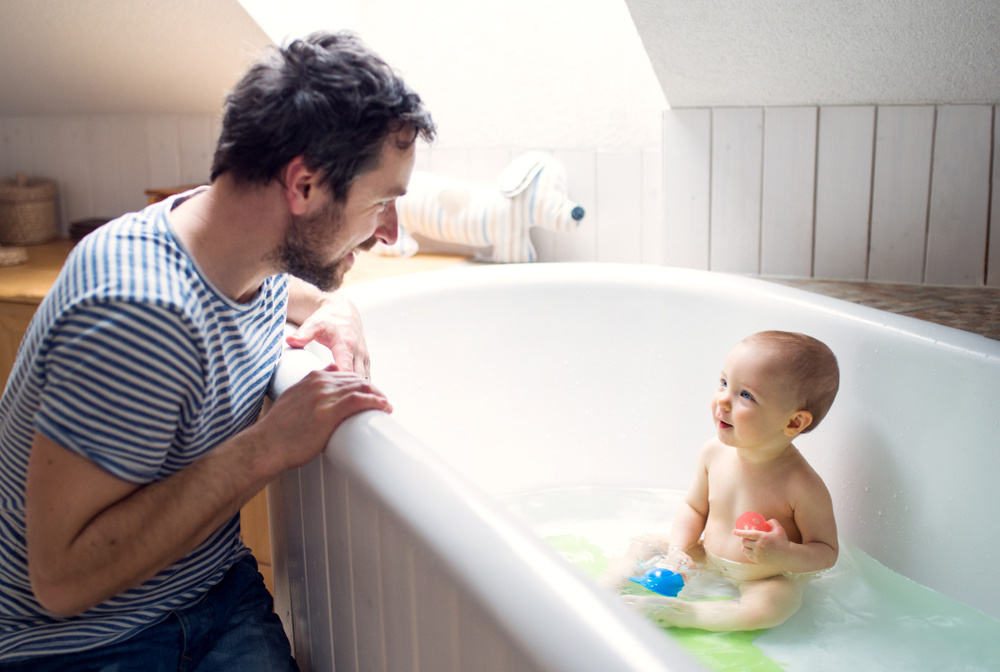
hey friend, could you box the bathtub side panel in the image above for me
[377,514,419,671]
[413,551,461,672]
[347,481,388,672]
[266,470,298,652]
[299,459,334,670]
[273,469,313,666]
[322,463,360,672]
[275,451,587,672]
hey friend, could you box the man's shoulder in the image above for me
[61,210,202,312]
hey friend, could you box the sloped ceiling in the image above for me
[625,0,1000,107]
[4,0,999,117]
[0,0,273,115]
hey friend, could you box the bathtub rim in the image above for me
[341,261,1000,363]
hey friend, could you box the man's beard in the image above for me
[278,200,374,292]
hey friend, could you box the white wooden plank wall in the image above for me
[2,106,997,285]
[992,111,1000,287]
[0,114,218,228]
[662,104,997,287]
[710,108,764,274]
[813,106,875,281]
[662,109,711,269]
[868,106,936,283]
[760,107,816,278]
[924,105,992,286]
[596,150,644,263]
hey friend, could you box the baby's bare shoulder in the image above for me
[699,437,728,459]
[786,452,833,502]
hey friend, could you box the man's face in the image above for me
[280,129,415,291]
[279,197,356,291]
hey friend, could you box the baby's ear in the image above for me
[784,410,813,437]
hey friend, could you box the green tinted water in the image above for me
[502,487,1000,672]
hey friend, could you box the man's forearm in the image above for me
[27,430,276,618]
[28,365,387,618]
[287,276,337,325]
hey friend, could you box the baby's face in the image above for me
[711,342,801,451]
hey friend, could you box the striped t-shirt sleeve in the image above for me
[35,299,205,484]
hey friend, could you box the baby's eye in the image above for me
[740,390,755,401]
[719,378,728,389]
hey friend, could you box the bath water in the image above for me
[501,487,1000,672]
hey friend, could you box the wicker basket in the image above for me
[0,173,59,245]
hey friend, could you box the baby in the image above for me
[601,331,840,631]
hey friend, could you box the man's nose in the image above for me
[375,202,399,246]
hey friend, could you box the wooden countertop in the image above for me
[0,238,469,304]
[0,239,76,305]
[342,250,472,287]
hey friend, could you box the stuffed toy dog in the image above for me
[376,152,585,263]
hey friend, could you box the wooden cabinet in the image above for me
[0,239,74,384]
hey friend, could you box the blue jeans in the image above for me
[6,555,297,672]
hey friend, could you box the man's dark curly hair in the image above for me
[210,31,436,202]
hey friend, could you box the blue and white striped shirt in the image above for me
[0,190,289,661]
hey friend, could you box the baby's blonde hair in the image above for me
[743,331,840,432]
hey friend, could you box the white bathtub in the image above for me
[267,262,1000,672]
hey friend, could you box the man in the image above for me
[0,31,435,670]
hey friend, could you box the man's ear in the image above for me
[281,156,319,216]
[784,410,813,437]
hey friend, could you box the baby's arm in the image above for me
[666,441,713,564]
[598,442,713,590]
[597,532,671,590]
[735,470,839,573]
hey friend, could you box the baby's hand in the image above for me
[662,545,695,572]
[734,519,788,565]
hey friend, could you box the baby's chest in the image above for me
[707,467,794,517]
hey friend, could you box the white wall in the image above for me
[355,0,666,152]
[663,104,1000,287]
[626,0,1000,107]
[238,0,666,152]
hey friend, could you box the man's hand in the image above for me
[286,280,370,378]
[248,364,392,472]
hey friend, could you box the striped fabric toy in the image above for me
[378,152,585,263]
